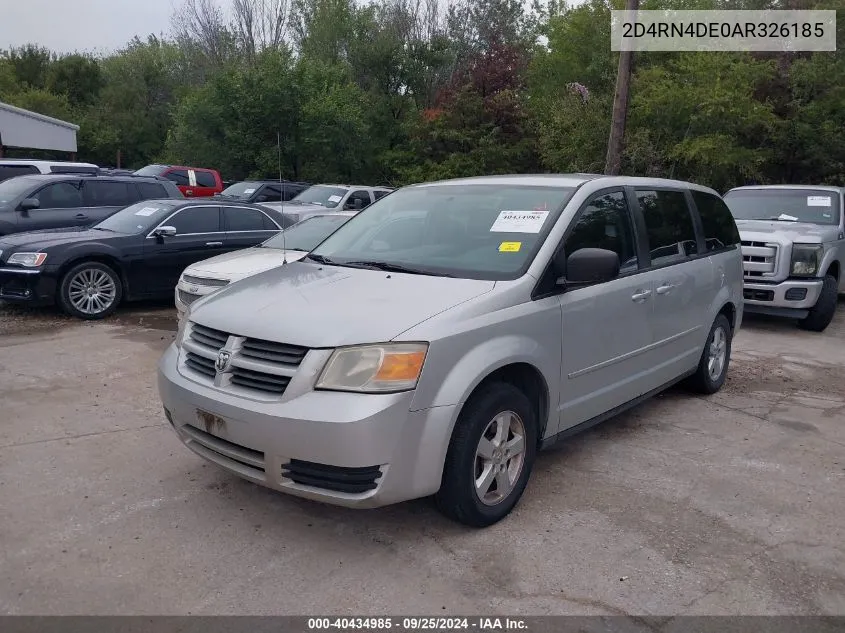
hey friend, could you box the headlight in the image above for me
[8,252,47,267]
[316,343,428,393]
[791,244,823,276]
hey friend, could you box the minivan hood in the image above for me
[186,247,308,282]
[188,262,496,348]
[734,219,841,244]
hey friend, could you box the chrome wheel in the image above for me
[707,325,727,382]
[474,410,526,506]
[67,268,117,315]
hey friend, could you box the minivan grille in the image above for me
[181,321,309,397]
[182,424,265,480]
[282,460,383,494]
[740,240,778,278]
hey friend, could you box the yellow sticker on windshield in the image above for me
[499,241,521,252]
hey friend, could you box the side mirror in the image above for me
[557,248,620,288]
[354,198,364,210]
[19,198,40,212]
[154,225,177,238]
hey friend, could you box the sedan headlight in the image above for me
[316,343,428,393]
[791,244,823,276]
[7,252,47,267]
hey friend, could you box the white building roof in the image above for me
[0,101,79,153]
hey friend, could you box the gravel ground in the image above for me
[1,299,844,616]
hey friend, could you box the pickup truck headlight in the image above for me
[791,244,823,276]
[7,252,47,267]
[316,343,428,393]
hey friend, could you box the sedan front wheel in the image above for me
[58,261,123,320]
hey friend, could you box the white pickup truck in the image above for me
[723,185,844,332]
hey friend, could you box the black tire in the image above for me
[688,313,732,395]
[57,261,123,320]
[798,275,838,332]
[435,382,537,528]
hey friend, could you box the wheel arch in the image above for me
[56,252,129,297]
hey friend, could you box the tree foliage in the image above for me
[0,0,843,191]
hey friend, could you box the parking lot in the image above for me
[1,300,844,615]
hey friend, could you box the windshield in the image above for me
[0,176,37,204]
[94,200,179,234]
[291,185,347,208]
[262,214,354,251]
[133,165,168,177]
[219,182,261,200]
[309,184,576,280]
[724,189,841,225]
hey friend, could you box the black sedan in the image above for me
[0,199,296,319]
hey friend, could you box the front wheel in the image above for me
[58,261,123,320]
[435,382,537,527]
[798,275,838,332]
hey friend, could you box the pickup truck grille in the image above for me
[180,321,309,398]
[740,241,778,278]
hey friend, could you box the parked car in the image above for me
[134,164,224,198]
[175,211,357,319]
[262,184,393,223]
[0,158,99,183]
[216,180,311,204]
[158,174,743,527]
[724,185,844,332]
[0,199,295,319]
[0,174,183,236]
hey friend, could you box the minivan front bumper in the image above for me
[157,343,456,508]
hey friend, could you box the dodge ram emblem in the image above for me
[215,350,231,372]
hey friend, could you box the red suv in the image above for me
[133,164,223,198]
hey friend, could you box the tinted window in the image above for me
[33,181,83,209]
[345,190,371,209]
[195,170,216,188]
[636,190,698,266]
[282,185,305,201]
[49,165,98,175]
[0,165,39,182]
[565,191,638,274]
[691,191,741,252]
[373,190,392,200]
[83,180,136,206]
[165,169,190,186]
[223,206,270,231]
[260,185,282,202]
[167,206,221,234]
[137,182,168,200]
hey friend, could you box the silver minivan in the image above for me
[158,174,744,527]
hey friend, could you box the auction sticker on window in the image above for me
[498,241,521,252]
[328,195,343,203]
[243,188,256,194]
[807,195,831,207]
[489,210,549,233]
[135,207,160,216]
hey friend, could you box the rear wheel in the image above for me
[798,275,838,332]
[688,314,732,394]
[58,261,123,320]
[435,383,537,527]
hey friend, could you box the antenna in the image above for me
[278,130,287,265]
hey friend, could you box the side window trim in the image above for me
[683,188,707,256]
[629,186,708,273]
[146,205,223,238]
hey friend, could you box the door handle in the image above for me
[631,289,652,302]
[656,283,675,295]
[206,241,223,247]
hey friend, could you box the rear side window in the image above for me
[223,206,273,231]
[0,165,39,182]
[691,190,741,252]
[373,189,392,200]
[83,180,136,207]
[136,182,168,200]
[636,189,699,266]
[165,169,190,186]
[195,170,217,188]
[261,185,282,202]
[50,165,98,175]
[346,190,372,209]
[167,206,221,234]
[565,190,639,274]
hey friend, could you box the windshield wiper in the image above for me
[304,253,336,264]
[766,214,799,221]
[341,261,452,277]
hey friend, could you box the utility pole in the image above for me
[604,0,640,176]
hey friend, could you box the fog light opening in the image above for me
[785,288,808,301]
